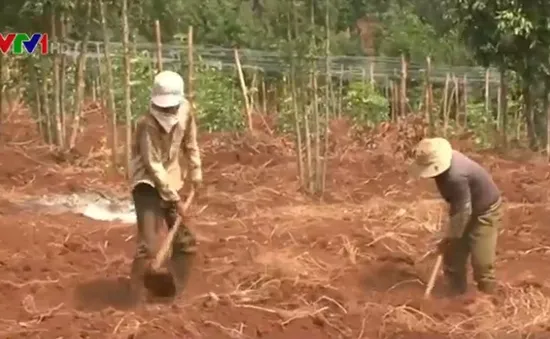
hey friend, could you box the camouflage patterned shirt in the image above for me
[130,102,202,202]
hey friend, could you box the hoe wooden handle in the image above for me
[424,254,442,299]
[151,189,195,271]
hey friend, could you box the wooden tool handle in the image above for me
[424,254,442,299]
[151,189,195,270]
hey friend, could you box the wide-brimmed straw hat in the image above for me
[409,137,453,178]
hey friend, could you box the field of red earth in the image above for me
[1,106,550,338]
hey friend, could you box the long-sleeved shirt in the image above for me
[435,151,500,237]
[130,102,202,202]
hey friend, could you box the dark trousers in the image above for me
[132,183,197,261]
[443,198,502,294]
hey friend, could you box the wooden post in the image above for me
[497,77,501,130]
[99,0,117,168]
[369,58,375,85]
[453,75,459,126]
[425,57,432,123]
[463,75,468,128]
[261,74,267,114]
[234,49,253,131]
[499,69,508,146]
[391,80,398,121]
[154,20,163,72]
[484,69,490,113]
[442,74,450,136]
[59,12,68,136]
[187,26,195,124]
[122,0,132,178]
[400,55,407,116]
[338,65,344,116]
[67,0,92,149]
[51,11,63,148]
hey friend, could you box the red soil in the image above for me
[0,108,549,338]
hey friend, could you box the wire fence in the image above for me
[53,40,501,84]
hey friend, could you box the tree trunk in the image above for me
[99,0,118,169]
[498,68,508,147]
[59,11,68,141]
[523,82,537,150]
[122,0,132,178]
[51,9,64,148]
[67,0,92,149]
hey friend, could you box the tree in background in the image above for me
[2,0,550,153]
[445,0,550,148]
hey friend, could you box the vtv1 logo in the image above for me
[0,33,49,55]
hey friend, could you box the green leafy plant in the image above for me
[194,65,244,132]
[342,81,389,126]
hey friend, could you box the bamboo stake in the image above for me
[453,74,460,127]
[68,0,92,149]
[426,57,433,134]
[463,75,468,128]
[303,99,313,193]
[91,80,97,101]
[321,0,330,195]
[122,0,132,178]
[28,63,43,138]
[484,69,490,114]
[369,59,375,85]
[96,43,106,120]
[51,10,63,148]
[337,65,344,116]
[392,80,398,121]
[234,49,253,131]
[389,80,395,120]
[250,70,257,110]
[99,0,118,168]
[261,74,267,114]
[187,25,195,115]
[41,74,52,144]
[497,77,501,130]
[154,20,163,72]
[312,72,321,193]
[499,69,508,146]
[442,74,450,136]
[400,55,407,116]
[59,12,67,140]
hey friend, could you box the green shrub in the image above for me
[342,81,389,126]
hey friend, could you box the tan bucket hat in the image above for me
[410,137,453,178]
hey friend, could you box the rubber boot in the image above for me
[170,253,195,295]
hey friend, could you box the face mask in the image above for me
[150,106,180,133]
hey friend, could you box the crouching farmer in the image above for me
[410,138,502,295]
[129,70,202,297]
